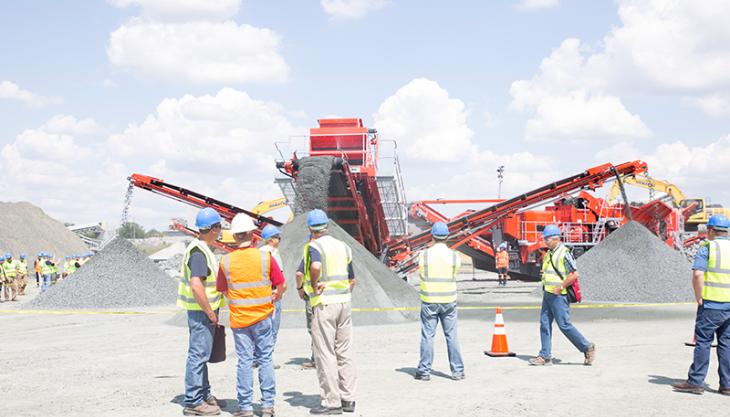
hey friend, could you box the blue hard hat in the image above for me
[262,225,281,240]
[431,222,449,238]
[708,214,730,230]
[195,208,223,230]
[4,252,11,258]
[542,224,561,239]
[0,255,4,261]
[20,253,26,259]
[307,209,329,230]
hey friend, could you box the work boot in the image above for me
[414,373,430,381]
[719,387,730,396]
[584,343,596,366]
[261,407,275,417]
[232,410,254,417]
[301,360,316,370]
[341,400,355,413]
[183,402,221,416]
[672,381,703,394]
[205,396,225,408]
[452,373,465,381]
[309,406,342,415]
[528,356,551,366]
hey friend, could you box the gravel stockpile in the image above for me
[0,201,89,256]
[293,156,335,214]
[578,221,693,303]
[28,237,178,309]
[278,214,420,327]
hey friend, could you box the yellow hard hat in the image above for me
[220,230,236,244]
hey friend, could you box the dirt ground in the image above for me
[2,275,727,417]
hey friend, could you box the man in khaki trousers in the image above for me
[300,209,356,415]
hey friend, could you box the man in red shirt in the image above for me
[216,214,285,417]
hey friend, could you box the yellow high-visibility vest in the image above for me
[3,260,17,278]
[542,244,570,295]
[178,239,224,311]
[703,239,730,302]
[303,235,352,307]
[418,243,459,304]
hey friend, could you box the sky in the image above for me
[2,0,730,230]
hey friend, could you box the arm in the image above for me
[190,276,217,324]
[269,257,287,301]
[692,270,704,305]
[295,271,306,300]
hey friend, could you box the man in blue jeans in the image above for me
[530,225,595,366]
[217,214,285,417]
[259,225,287,369]
[179,208,225,416]
[673,215,730,395]
[415,222,465,381]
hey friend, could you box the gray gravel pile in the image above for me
[293,156,334,214]
[578,221,692,303]
[278,213,420,327]
[0,201,89,256]
[28,237,178,309]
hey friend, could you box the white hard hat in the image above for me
[230,214,257,234]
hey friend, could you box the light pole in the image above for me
[497,165,505,199]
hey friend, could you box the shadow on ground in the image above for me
[283,391,320,410]
[395,367,452,380]
[170,394,238,413]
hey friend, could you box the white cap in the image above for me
[230,214,257,234]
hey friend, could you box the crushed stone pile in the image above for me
[0,201,89,256]
[293,156,335,214]
[578,221,692,303]
[278,214,420,327]
[28,237,178,309]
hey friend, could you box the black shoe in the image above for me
[310,406,342,415]
[452,373,465,381]
[341,401,355,413]
[414,373,430,381]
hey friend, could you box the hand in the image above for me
[207,311,219,325]
[315,281,325,295]
[697,298,703,306]
[297,287,306,300]
[551,286,563,295]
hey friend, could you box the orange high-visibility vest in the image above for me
[220,248,274,329]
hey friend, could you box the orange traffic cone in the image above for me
[484,307,515,357]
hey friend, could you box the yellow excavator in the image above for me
[607,175,730,230]
[251,198,293,221]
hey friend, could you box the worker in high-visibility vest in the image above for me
[673,215,730,395]
[216,215,285,417]
[495,243,510,287]
[40,253,54,292]
[179,208,225,416]
[0,255,6,302]
[301,209,357,414]
[414,222,465,381]
[17,253,28,296]
[259,225,287,357]
[530,225,595,366]
[3,252,19,301]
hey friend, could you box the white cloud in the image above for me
[517,0,559,11]
[321,0,389,20]
[686,94,730,117]
[40,115,104,136]
[374,78,476,162]
[1,88,304,228]
[109,0,240,21]
[0,81,60,108]
[108,18,287,84]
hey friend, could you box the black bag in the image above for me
[209,324,226,363]
[548,250,582,304]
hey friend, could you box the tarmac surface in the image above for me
[2,273,725,417]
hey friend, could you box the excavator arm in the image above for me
[607,175,686,205]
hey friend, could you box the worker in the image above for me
[296,234,316,370]
[49,254,59,284]
[179,207,226,416]
[40,253,54,292]
[301,209,357,414]
[259,225,287,356]
[495,243,510,287]
[530,225,596,366]
[414,222,465,381]
[17,253,28,296]
[0,255,6,302]
[3,252,18,301]
[35,253,42,288]
[673,214,730,395]
[216,214,285,417]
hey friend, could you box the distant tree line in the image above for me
[118,222,164,239]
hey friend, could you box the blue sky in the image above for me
[2,0,730,229]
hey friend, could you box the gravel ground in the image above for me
[578,221,693,303]
[26,237,178,309]
[0,201,89,256]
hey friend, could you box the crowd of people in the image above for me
[0,252,93,300]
